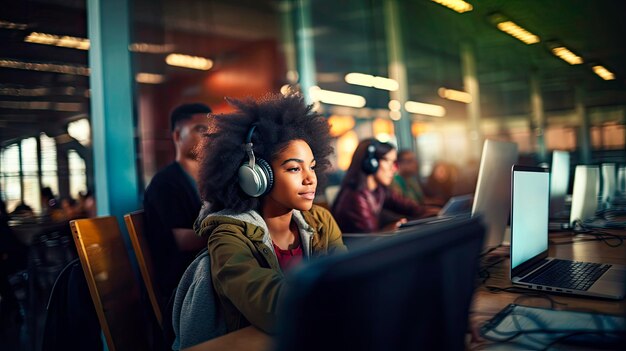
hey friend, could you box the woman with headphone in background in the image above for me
[332,138,434,233]
[194,94,347,334]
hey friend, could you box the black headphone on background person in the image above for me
[361,139,380,175]
[238,125,274,197]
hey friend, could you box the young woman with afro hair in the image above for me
[194,94,347,335]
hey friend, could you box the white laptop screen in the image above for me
[511,169,550,270]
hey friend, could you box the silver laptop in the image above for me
[399,194,473,228]
[510,165,626,300]
[471,139,519,250]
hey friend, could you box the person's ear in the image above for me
[172,128,181,143]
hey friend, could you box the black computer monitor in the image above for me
[275,217,486,351]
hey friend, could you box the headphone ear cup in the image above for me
[361,144,379,175]
[238,158,274,197]
[362,157,379,175]
[255,158,274,195]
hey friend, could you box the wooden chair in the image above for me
[124,210,162,328]
[70,216,150,351]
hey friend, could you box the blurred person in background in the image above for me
[78,190,96,218]
[10,202,34,218]
[0,192,26,328]
[332,139,436,233]
[391,149,442,207]
[41,187,64,221]
[143,102,213,310]
[424,161,459,205]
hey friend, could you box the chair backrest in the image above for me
[124,209,162,328]
[70,216,150,351]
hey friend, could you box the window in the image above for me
[68,150,87,199]
[21,137,41,213]
[40,133,59,197]
[0,144,21,212]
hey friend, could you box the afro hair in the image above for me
[198,94,334,212]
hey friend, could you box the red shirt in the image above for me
[272,242,303,272]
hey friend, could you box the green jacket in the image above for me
[195,204,347,334]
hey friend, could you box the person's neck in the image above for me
[366,175,378,191]
[177,157,199,182]
[262,200,296,249]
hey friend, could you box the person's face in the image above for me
[266,139,317,212]
[173,113,209,160]
[374,149,398,187]
[397,152,418,176]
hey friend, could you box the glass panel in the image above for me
[68,150,87,199]
[1,144,21,212]
[40,133,59,197]
[21,137,41,213]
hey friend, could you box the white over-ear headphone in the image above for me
[237,125,274,197]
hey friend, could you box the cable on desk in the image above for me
[477,257,505,284]
[481,308,626,350]
[483,287,567,309]
[478,245,501,258]
[548,221,625,247]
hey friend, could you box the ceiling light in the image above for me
[404,101,446,117]
[0,86,48,96]
[25,32,90,50]
[551,47,583,65]
[0,59,90,75]
[0,20,28,30]
[389,111,402,121]
[309,86,366,108]
[592,65,615,80]
[345,73,399,91]
[135,73,166,84]
[496,21,540,44]
[129,43,174,54]
[388,100,401,111]
[431,0,473,13]
[165,54,213,70]
[0,101,83,111]
[438,87,472,103]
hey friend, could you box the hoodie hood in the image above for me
[195,204,316,258]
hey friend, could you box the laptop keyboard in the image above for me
[521,259,612,291]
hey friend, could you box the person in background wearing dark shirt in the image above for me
[143,103,212,310]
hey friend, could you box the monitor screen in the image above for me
[471,139,519,249]
[569,166,599,225]
[618,166,626,193]
[549,150,570,217]
[601,163,616,205]
[510,166,550,270]
[275,217,485,351]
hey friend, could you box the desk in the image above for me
[469,231,626,349]
[183,232,625,351]
[182,326,271,351]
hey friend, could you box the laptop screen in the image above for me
[510,167,550,270]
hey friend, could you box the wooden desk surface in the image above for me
[183,231,625,351]
[470,231,626,349]
[182,326,271,351]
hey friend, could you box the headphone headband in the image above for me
[246,124,257,144]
